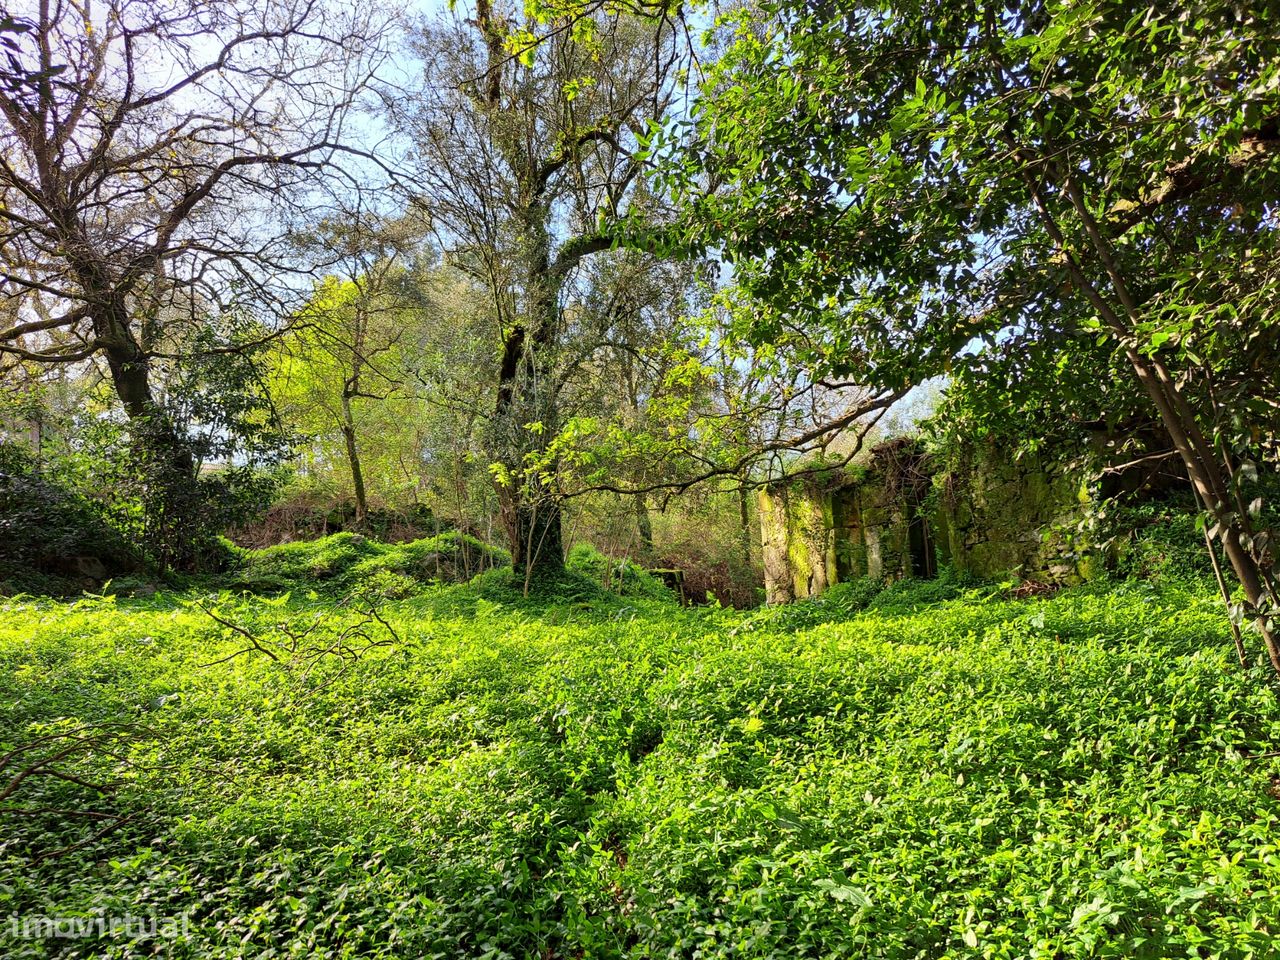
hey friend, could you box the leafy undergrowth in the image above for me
[224,531,511,595]
[2,575,1279,958]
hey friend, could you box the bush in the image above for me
[58,416,285,573]
[0,443,140,595]
[866,566,984,611]
[1105,485,1280,587]
[230,531,509,594]
[565,541,612,580]
[231,532,382,589]
[231,488,451,548]
[656,540,762,608]
[734,577,886,633]
[1106,498,1213,584]
[352,532,509,584]
[566,543,676,602]
[736,569,986,634]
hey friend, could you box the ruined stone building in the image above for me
[759,436,1099,604]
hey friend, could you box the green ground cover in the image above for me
[2,553,1278,958]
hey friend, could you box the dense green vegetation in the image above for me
[230,532,510,597]
[3,549,1278,958]
[3,1,1279,955]
[5,0,1277,641]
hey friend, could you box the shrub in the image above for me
[230,531,509,594]
[61,416,285,573]
[1105,486,1280,586]
[736,569,985,633]
[233,532,384,588]
[0,443,139,595]
[352,532,509,584]
[656,539,762,608]
[734,576,887,633]
[565,541,612,580]
[866,566,984,611]
[1105,497,1208,583]
[566,543,676,602]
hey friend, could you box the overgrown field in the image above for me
[3,562,1280,958]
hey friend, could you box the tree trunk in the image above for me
[1137,354,1280,671]
[344,307,370,527]
[501,481,564,576]
[738,482,753,568]
[493,322,566,577]
[635,492,654,553]
[96,299,207,571]
[101,326,164,424]
[491,211,568,581]
[340,394,368,528]
[1033,174,1280,673]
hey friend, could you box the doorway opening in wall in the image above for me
[907,505,936,578]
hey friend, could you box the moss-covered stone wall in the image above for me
[760,437,1094,603]
[759,479,837,604]
[933,437,1094,581]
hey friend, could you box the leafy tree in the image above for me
[671,0,1280,671]
[269,235,512,538]
[547,251,706,551]
[275,217,433,527]
[0,0,388,567]
[395,1,683,574]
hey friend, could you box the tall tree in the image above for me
[278,218,432,527]
[676,0,1280,671]
[0,0,388,566]
[555,251,705,552]
[397,1,681,574]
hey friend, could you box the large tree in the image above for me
[276,217,435,527]
[0,0,388,566]
[397,1,683,574]
[674,0,1280,670]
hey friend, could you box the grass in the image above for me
[1,553,1279,958]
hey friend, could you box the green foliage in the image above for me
[13,312,295,574]
[741,568,985,633]
[231,531,510,594]
[1108,499,1216,585]
[0,443,139,595]
[663,0,1280,645]
[676,0,1280,415]
[565,543,676,601]
[565,541,613,578]
[355,533,511,584]
[865,567,984,612]
[269,272,441,511]
[1107,490,1280,588]
[31,410,287,575]
[231,531,382,587]
[128,420,285,573]
[648,494,764,609]
[3,576,1278,957]
[737,576,888,633]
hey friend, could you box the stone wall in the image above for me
[933,439,1095,582]
[759,478,837,604]
[759,437,1094,604]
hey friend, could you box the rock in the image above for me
[72,555,108,580]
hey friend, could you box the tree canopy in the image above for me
[659,0,1280,665]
